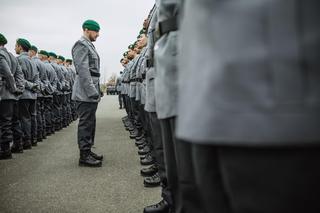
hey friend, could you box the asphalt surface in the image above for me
[0,95,160,213]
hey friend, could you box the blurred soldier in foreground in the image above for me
[72,19,103,167]
[177,1,320,212]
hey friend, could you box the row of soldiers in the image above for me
[0,34,77,159]
[117,1,320,213]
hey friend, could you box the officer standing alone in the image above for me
[72,20,103,167]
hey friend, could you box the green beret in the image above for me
[66,59,72,63]
[30,45,38,52]
[82,20,100,32]
[39,50,49,57]
[139,29,146,35]
[0,33,7,45]
[128,44,135,50]
[57,55,65,61]
[48,52,57,58]
[16,38,32,51]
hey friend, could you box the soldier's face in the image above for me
[85,29,99,42]
[138,35,147,48]
[15,43,21,54]
[28,50,36,58]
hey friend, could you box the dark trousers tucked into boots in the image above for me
[19,99,37,146]
[159,117,179,209]
[12,101,23,149]
[53,95,61,131]
[118,94,123,108]
[36,97,46,141]
[44,97,53,135]
[148,112,171,204]
[76,101,98,151]
[0,100,14,151]
[187,144,320,213]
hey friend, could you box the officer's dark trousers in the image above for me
[0,100,14,148]
[76,101,98,151]
[19,99,36,144]
[36,97,46,140]
[118,93,123,108]
[44,97,53,134]
[148,112,171,204]
[186,143,320,213]
[159,117,179,208]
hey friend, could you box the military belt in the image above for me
[156,16,178,39]
[76,71,100,77]
[146,58,154,68]
[90,72,100,77]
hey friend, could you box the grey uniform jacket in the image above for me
[0,47,25,100]
[51,62,65,95]
[32,56,49,98]
[177,0,320,146]
[72,36,101,103]
[129,57,140,98]
[123,62,133,95]
[140,54,148,105]
[43,60,57,96]
[135,48,147,102]
[17,52,40,100]
[115,76,123,93]
[144,4,159,113]
[154,0,179,119]
[60,65,71,94]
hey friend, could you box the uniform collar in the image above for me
[82,36,96,49]
[20,51,29,57]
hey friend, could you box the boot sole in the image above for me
[79,162,102,167]
[144,182,161,187]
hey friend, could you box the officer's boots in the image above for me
[79,150,102,167]
[0,143,13,160]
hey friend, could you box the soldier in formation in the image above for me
[120,1,320,213]
[0,33,77,159]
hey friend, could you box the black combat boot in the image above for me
[138,145,151,155]
[143,200,170,213]
[141,164,158,177]
[90,150,104,161]
[144,172,161,187]
[11,139,24,153]
[140,154,155,166]
[23,140,32,150]
[0,143,13,160]
[79,150,102,167]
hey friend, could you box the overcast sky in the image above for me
[0,0,155,83]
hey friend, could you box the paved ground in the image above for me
[0,96,160,213]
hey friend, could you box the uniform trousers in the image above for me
[183,142,320,213]
[76,101,98,151]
